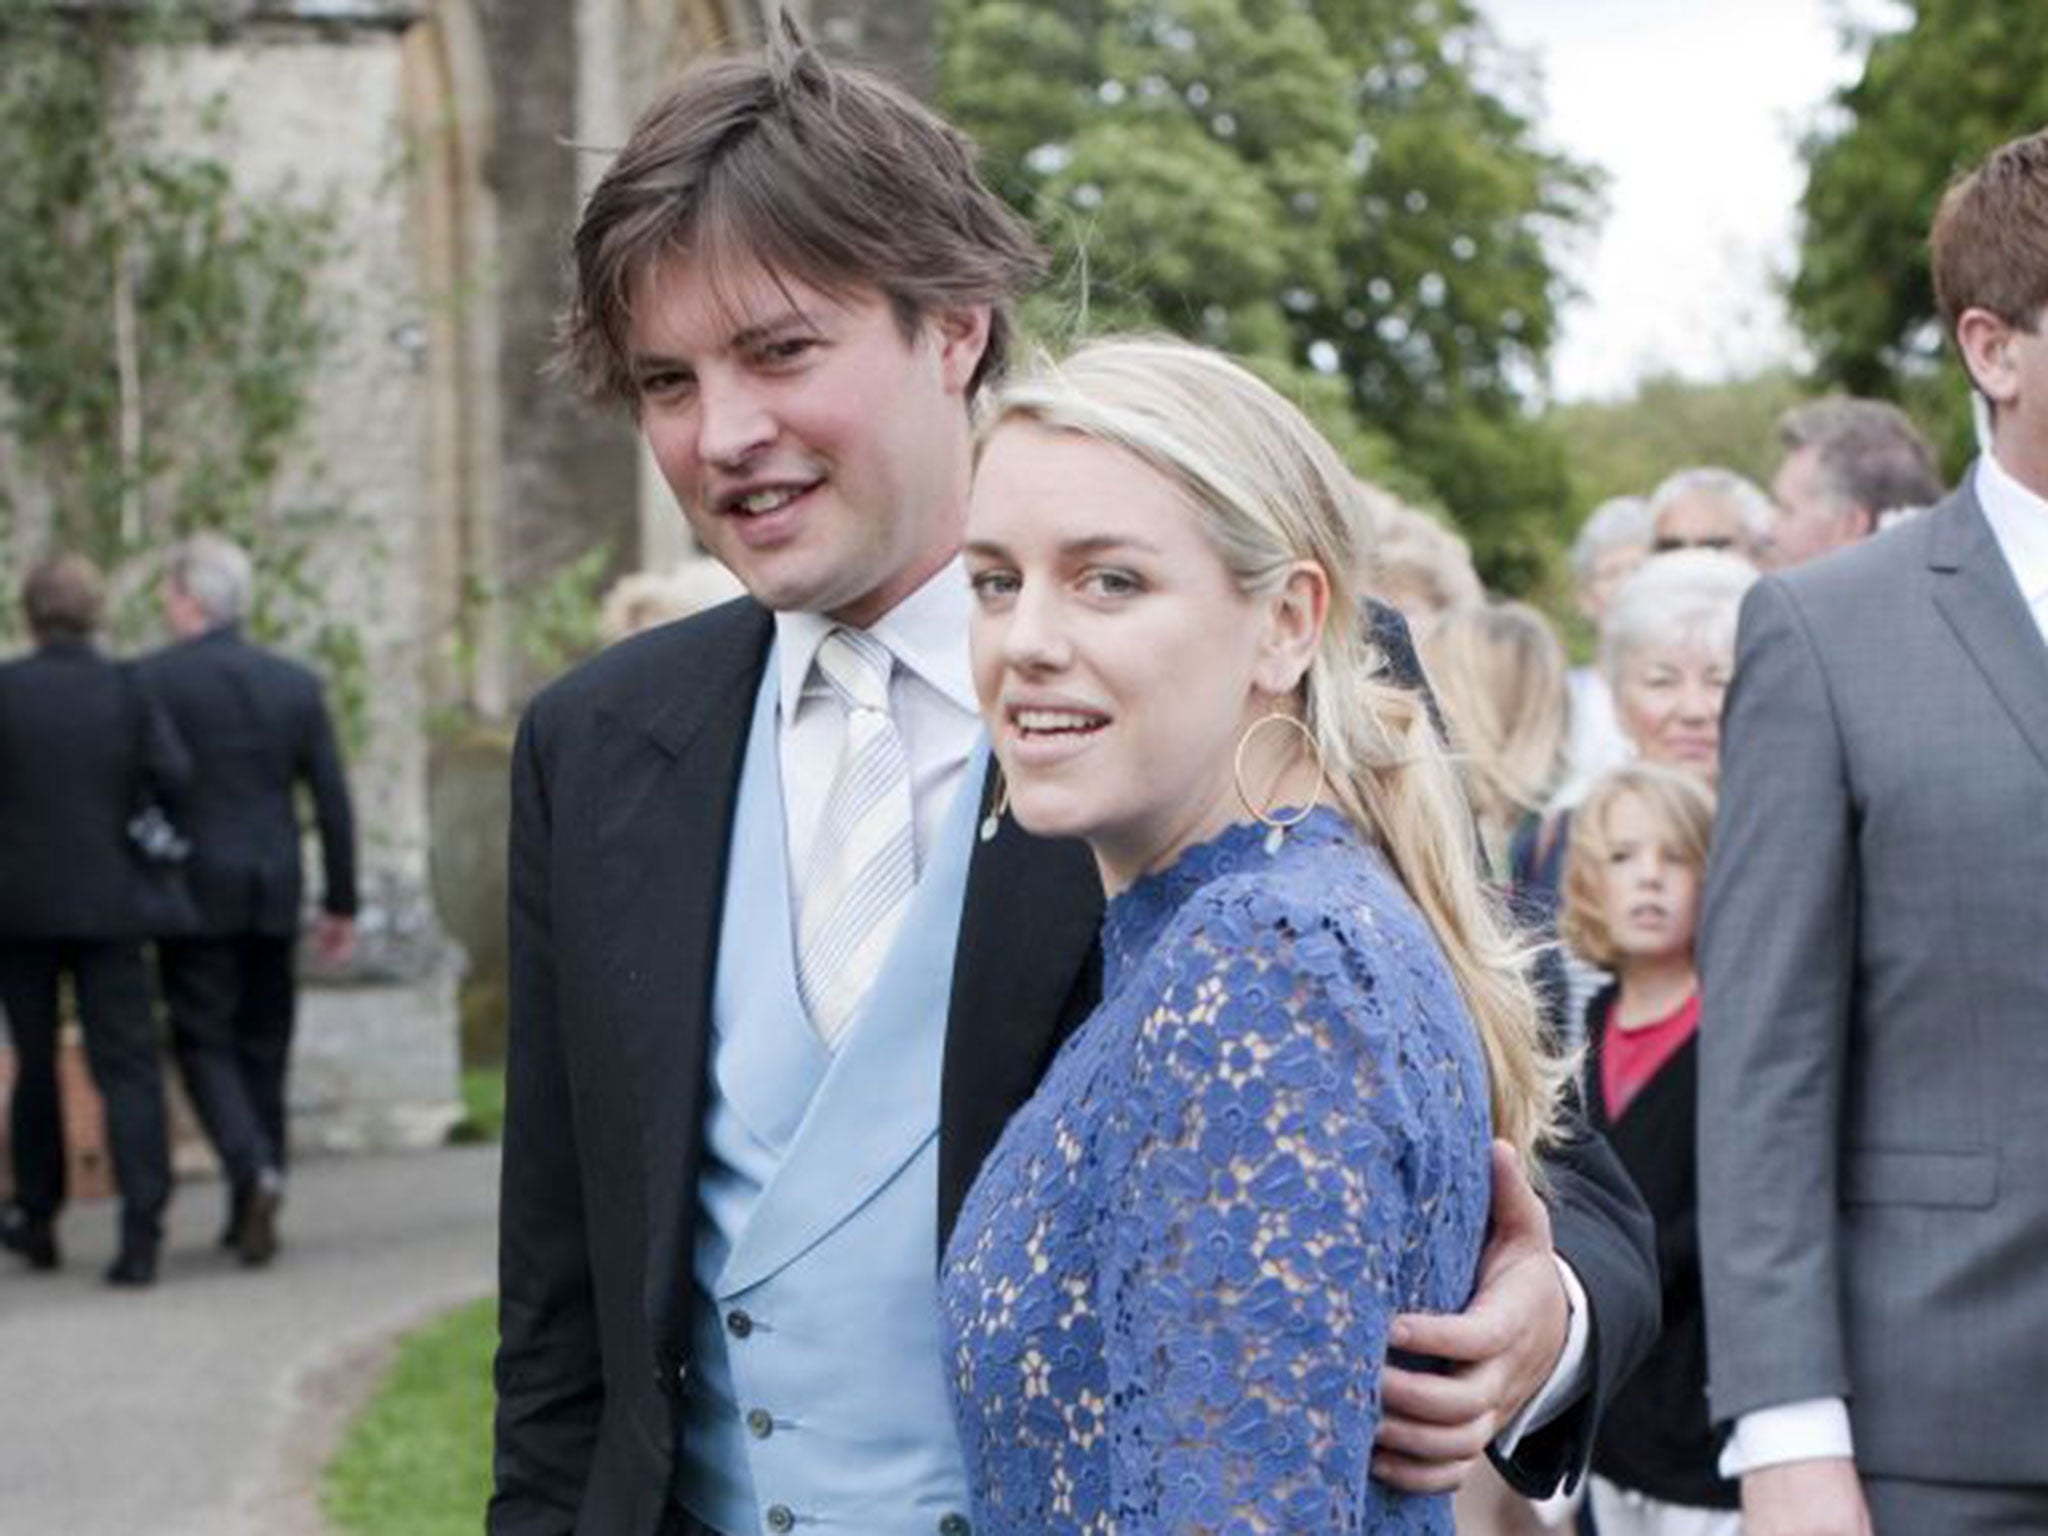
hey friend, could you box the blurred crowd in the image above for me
[1373,394,1951,1535]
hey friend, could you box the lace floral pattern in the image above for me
[942,810,1492,1534]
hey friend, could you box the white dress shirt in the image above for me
[775,561,983,923]
[1721,450,2048,1481]
[1976,448,2048,650]
[1497,1260,1591,1457]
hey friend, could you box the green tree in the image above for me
[939,0,1602,591]
[1789,0,2048,470]
[1551,369,1808,514]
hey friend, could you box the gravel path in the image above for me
[0,1144,499,1536]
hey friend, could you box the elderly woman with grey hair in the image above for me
[1511,551,1758,1044]
[1599,550,1758,786]
[1648,467,1775,564]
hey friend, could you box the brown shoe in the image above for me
[235,1172,283,1268]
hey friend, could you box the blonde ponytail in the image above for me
[1310,622,1569,1171]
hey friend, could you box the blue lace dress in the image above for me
[941,809,1493,1534]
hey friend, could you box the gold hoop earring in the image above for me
[979,765,1011,844]
[1233,710,1326,852]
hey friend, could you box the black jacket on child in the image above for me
[1585,983,1740,1510]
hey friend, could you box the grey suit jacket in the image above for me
[1698,478,2048,1484]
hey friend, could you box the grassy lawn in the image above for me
[323,1295,497,1536]
[324,1068,504,1533]
[452,1064,506,1143]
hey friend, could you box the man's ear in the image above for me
[1955,307,2020,408]
[931,305,994,395]
[1256,561,1330,696]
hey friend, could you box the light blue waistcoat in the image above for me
[677,653,981,1536]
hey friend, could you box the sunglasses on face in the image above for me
[1652,535,1738,553]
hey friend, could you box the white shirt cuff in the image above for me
[1718,1398,1855,1478]
[1495,1256,1590,1456]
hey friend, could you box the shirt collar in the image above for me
[1974,451,2048,605]
[772,557,978,719]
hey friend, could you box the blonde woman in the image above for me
[941,338,1568,1533]
[1421,601,1571,877]
[1366,496,1484,634]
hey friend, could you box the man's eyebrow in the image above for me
[729,312,818,351]
[627,312,820,374]
[627,349,691,375]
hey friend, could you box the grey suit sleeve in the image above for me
[1698,577,1858,1425]
[491,708,602,1535]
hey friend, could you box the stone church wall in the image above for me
[3,0,932,1162]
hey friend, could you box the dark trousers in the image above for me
[0,938,171,1240]
[159,933,297,1189]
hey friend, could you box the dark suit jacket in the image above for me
[491,598,1658,1534]
[0,640,195,940]
[140,626,356,936]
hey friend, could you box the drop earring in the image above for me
[979,768,1011,844]
[1232,711,1326,853]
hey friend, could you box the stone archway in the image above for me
[401,0,509,721]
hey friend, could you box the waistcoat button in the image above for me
[726,1308,754,1339]
[939,1515,972,1536]
[746,1407,774,1439]
[765,1504,796,1533]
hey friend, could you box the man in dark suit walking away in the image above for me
[490,31,1658,1536]
[143,533,356,1267]
[0,555,191,1286]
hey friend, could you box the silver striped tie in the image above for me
[796,627,917,1047]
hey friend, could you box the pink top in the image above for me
[1601,990,1700,1122]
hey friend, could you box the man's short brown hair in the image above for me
[1777,396,1943,518]
[562,28,1045,408]
[21,553,106,643]
[1931,126,2048,337]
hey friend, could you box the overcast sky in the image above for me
[1480,0,1904,401]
